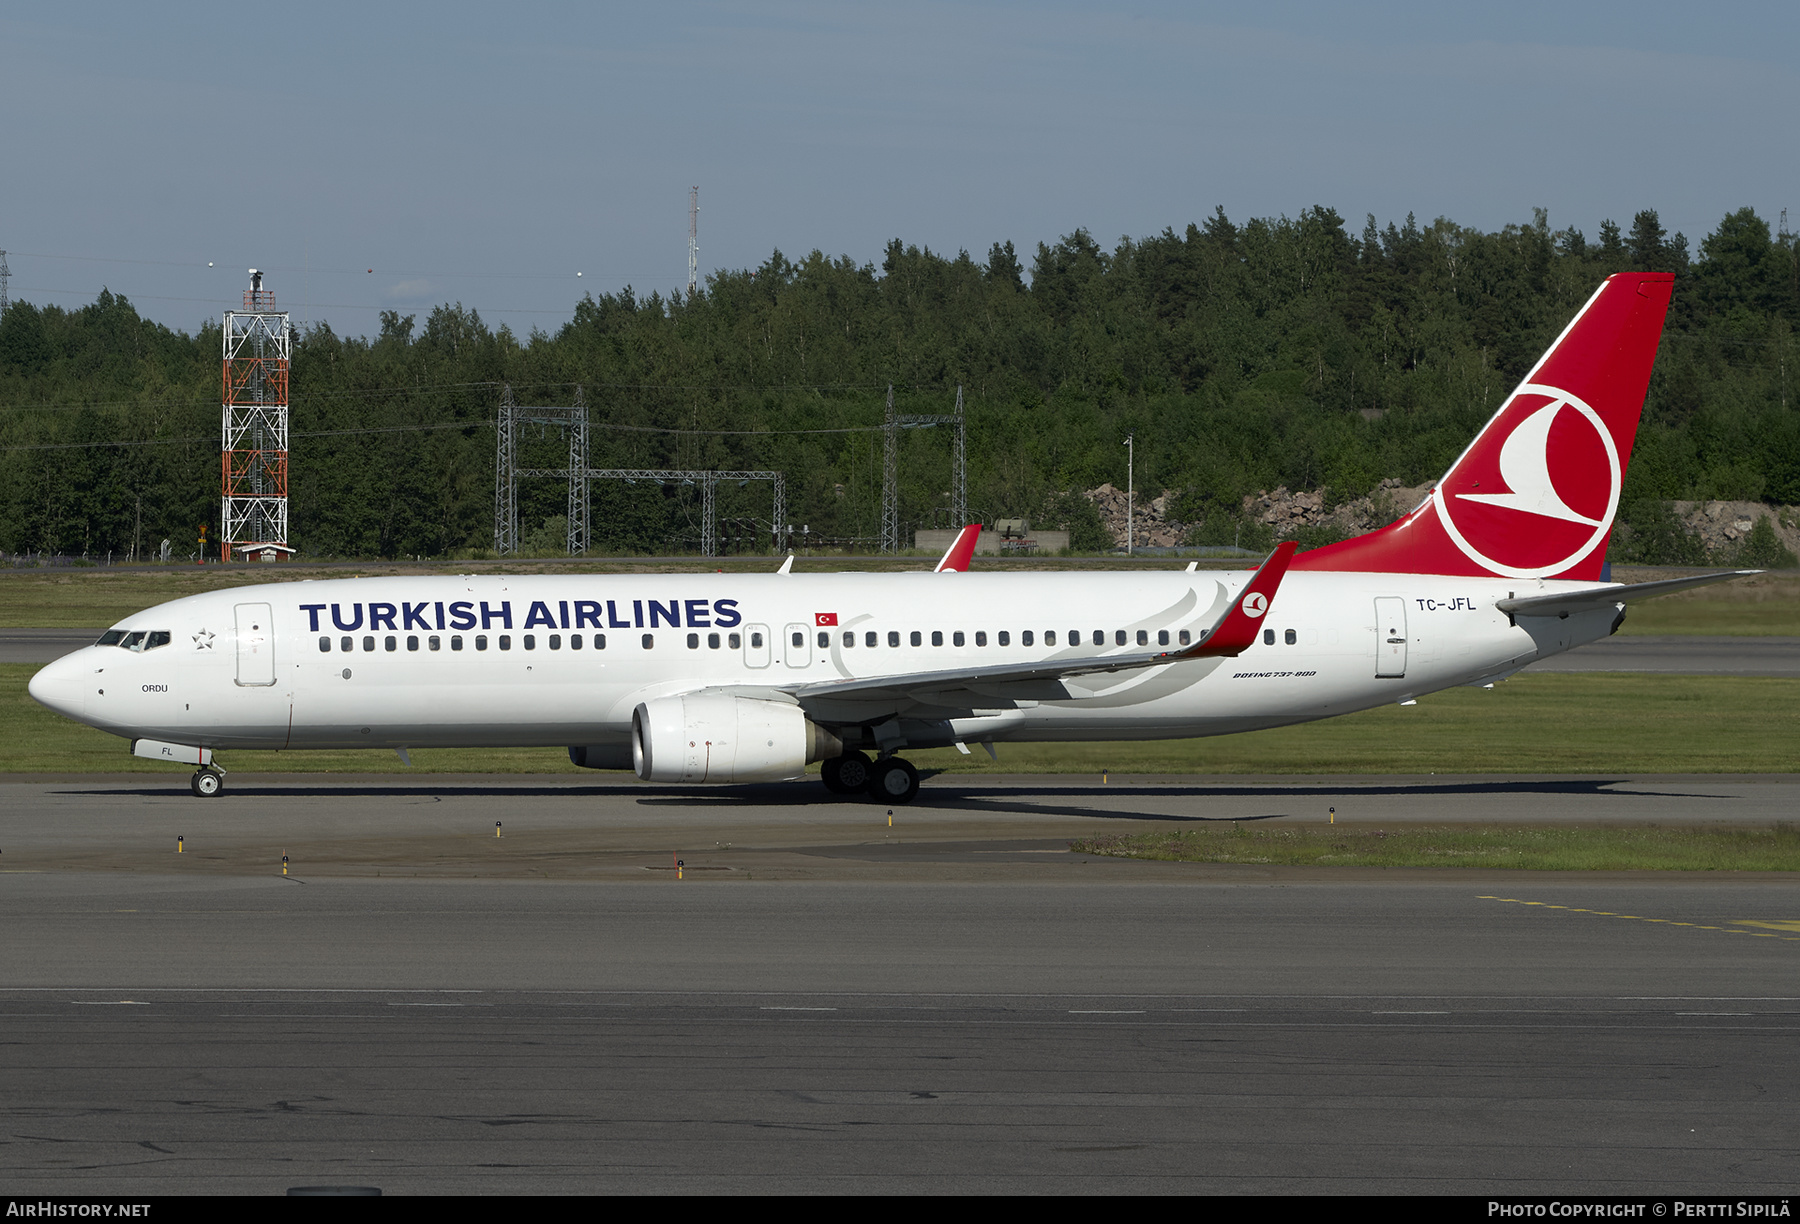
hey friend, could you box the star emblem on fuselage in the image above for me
[193,629,215,650]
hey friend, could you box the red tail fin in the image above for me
[1293,273,1674,579]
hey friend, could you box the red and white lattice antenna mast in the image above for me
[688,186,699,298]
[221,269,291,561]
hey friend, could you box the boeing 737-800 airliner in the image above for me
[28,273,1752,801]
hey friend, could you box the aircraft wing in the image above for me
[787,542,1297,706]
[1495,570,1758,619]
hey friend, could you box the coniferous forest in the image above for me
[1,205,1795,562]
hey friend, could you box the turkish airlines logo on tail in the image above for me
[1434,384,1621,578]
[1241,592,1269,618]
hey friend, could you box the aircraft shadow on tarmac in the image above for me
[60,775,1731,822]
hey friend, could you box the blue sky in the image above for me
[2,2,1794,338]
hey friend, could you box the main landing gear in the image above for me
[190,768,223,798]
[821,751,920,804]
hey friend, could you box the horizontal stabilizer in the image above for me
[1495,570,1759,618]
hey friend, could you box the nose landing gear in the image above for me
[190,769,223,798]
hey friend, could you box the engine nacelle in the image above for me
[632,694,841,783]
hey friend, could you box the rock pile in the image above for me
[1080,479,1800,560]
[1085,483,1187,548]
[1672,501,1800,559]
[1240,478,1434,540]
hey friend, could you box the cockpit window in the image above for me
[119,631,146,651]
[145,631,171,650]
[97,630,125,646]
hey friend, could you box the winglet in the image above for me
[776,554,795,575]
[934,524,982,573]
[1173,541,1297,659]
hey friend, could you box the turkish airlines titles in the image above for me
[299,597,745,634]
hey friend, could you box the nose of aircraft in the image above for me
[28,651,89,722]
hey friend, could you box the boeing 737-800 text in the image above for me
[28,272,1752,801]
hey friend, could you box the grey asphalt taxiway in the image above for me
[3,774,1799,1194]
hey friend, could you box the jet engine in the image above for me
[632,693,842,783]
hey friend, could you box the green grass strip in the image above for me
[1072,823,1800,871]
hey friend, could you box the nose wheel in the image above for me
[190,769,223,798]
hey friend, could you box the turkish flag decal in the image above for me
[815,612,838,626]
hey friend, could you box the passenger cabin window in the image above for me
[319,636,331,652]
[641,634,654,649]
[864,632,876,648]
[1263,629,1275,645]
[1116,630,1128,646]
[889,631,900,647]
[728,633,740,649]
[363,636,375,652]
[594,633,607,649]
[451,635,463,651]
[709,633,721,649]
[1285,629,1297,645]
[931,631,944,647]
[1179,630,1191,645]
[817,630,829,649]
[910,631,922,647]
[687,633,700,650]
[429,635,441,651]
[499,635,512,650]
[407,635,419,651]
[476,635,488,651]
[548,634,561,650]
[342,636,354,652]
[999,631,1011,646]
[843,631,855,648]
[952,631,964,647]
[1042,630,1053,646]
[975,631,987,647]
[569,634,581,650]
[523,634,536,650]
[750,631,763,649]
[1136,630,1148,646]
[1157,630,1169,646]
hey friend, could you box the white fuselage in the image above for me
[29,568,1620,759]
